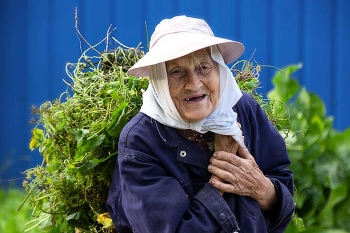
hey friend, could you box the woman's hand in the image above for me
[208,146,278,211]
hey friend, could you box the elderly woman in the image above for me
[107,16,294,233]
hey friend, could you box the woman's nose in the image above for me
[185,70,203,90]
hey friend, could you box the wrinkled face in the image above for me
[166,49,220,122]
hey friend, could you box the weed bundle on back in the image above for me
[23,44,148,232]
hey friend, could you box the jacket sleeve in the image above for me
[234,92,295,232]
[115,148,239,233]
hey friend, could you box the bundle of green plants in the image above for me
[23,45,148,232]
[22,34,292,232]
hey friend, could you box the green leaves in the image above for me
[267,63,302,103]
[107,102,129,137]
[317,184,348,227]
[269,64,350,232]
[296,89,326,122]
[74,134,105,160]
[29,128,44,151]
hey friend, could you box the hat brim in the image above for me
[127,32,244,77]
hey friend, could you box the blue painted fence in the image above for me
[1,0,349,187]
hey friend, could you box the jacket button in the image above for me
[219,212,226,219]
[180,151,187,157]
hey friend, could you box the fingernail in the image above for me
[213,152,217,158]
[208,164,212,170]
[210,180,215,185]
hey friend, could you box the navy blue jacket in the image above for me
[107,92,295,233]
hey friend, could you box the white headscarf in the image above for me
[140,45,244,146]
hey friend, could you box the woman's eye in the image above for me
[198,64,212,74]
[168,69,185,79]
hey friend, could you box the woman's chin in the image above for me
[178,98,215,122]
[181,110,212,122]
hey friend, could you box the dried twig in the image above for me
[74,7,102,55]
[105,24,113,52]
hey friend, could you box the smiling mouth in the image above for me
[184,94,206,102]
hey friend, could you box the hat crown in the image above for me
[150,15,214,49]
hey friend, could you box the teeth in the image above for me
[185,98,190,101]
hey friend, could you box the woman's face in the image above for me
[166,49,220,122]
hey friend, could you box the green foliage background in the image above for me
[268,64,350,233]
[0,189,33,233]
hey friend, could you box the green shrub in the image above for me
[267,64,350,233]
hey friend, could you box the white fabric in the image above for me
[140,46,244,146]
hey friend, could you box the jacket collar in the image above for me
[154,119,212,169]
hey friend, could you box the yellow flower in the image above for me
[97,212,113,229]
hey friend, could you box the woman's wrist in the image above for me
[255,177,278,211]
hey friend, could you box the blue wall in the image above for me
[1,0,349,187]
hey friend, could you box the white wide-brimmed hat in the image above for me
[127,15,244,77]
